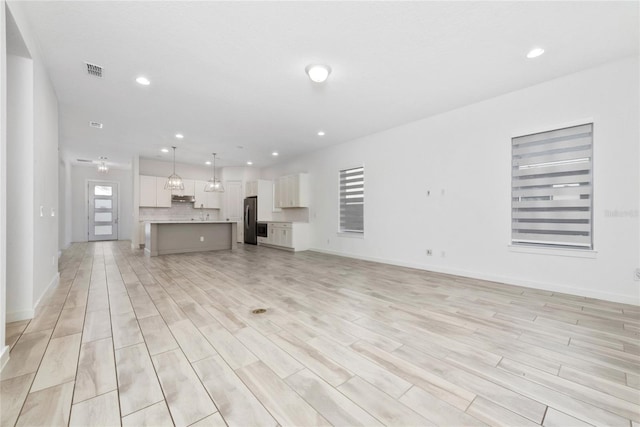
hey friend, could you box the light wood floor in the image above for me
[2,241,639,427]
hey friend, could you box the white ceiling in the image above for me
[17,1,639,169]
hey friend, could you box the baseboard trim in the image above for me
[309,248,639,306]
[6,309,34,323]
[0,345,10,372]
[6,272,60,323]
[32,272,60,310]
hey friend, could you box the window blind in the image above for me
[340,167,364,233]
[511,123,593,249]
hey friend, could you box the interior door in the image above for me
[224,180,243,242]
[88,181,118,241]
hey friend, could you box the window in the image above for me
[512,123,593,249]
[340,166,364,233]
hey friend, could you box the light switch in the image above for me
[51,208,56,217]
[39,206,44,217]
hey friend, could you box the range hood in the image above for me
[171,195,195,203]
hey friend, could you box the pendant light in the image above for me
[204,153,224,192]
[97,156,108,174]
[165,146,184,190]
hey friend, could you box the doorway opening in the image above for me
[88,181,119,241]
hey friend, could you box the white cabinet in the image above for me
[245,180,276,220]
[245,181,258,197]
[155,178,172,207]
[139,175,157,207]
[194,180,221,209]
[275,173,309,208]
[140,175,171,207]
[259,222,308,251]
[172,179,195,196]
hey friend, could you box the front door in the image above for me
[88,181,118,241]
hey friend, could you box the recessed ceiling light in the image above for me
[205,161,211,165]
[175,133,184,139]
[526,48,545,59]
[305,64,331,83]
[161,148,169,153]
[136,76,151,85]
[272,152,279,156]
[247,161,253,165]
[317,131,325,136]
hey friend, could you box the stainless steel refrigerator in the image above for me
[244,197,257,245]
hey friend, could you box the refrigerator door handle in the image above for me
[245,205,249,230]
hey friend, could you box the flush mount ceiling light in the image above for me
[165,146,184,190]
[136,76,151,85]
[161,148,169,153]
[175,133,184,139]
[247,161,253,166]
[97,156,109,174]
[317,131,325,136]
[205,161,211,165]
[272,151,279,156]
[204,153,224,192]
[305,64,331,83]
[526,47,545,59]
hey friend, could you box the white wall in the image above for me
[6,52,34,318]
[4,1,60,323]
[140,158,212,181]
[70,165,133,243]
[58,159,70,250]
[264,56,640,304]
[0,0,8,367]
[32,36,59,306]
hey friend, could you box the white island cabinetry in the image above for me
[258,222,308,251]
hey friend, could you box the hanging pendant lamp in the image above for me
[204,153,224,192]
[165,146,184,190]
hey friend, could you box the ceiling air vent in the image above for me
[85,62,103,78]
[89,121,103,129]
[76,159,93,163]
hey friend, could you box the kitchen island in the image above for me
[144,221,237,257]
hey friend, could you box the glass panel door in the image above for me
[88,181,118,241]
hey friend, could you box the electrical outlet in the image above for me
[635,268,640,281]
[426,249,432,256]
[200,236,204,242]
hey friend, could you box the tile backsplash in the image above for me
[140,203,221,221]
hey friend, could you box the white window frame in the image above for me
[339,165,364,235]
[511,122,594,250]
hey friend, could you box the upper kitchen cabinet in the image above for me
[275,173,309,208]
[245,180,258,198]
[246,179,276,220]
[140,175,171,207]
[172,179,195,196]
[194,180,221,209]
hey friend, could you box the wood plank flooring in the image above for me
[2,241,639,426]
